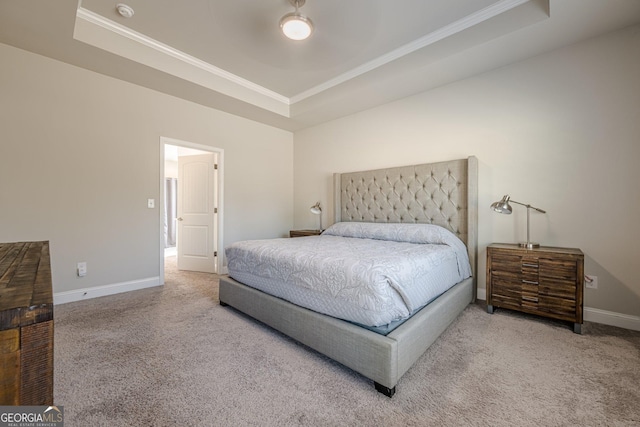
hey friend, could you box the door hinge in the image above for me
[214,208,218,214]
[214,164,218,170]
[214,251,218,257]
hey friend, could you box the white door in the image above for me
[177,153,217,273]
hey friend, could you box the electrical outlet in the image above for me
[148,198,155,208]
[77,262,87,277]
[585,275,598,289]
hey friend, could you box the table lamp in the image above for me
[310,202,322,231]
[491,194,546,249]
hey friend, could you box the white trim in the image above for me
[54,277,160,305]
[476,288,487,301]
[74,8,289,116]
[76,7,288,105]
[160,139,166,286]
[290,0,530,103]
[584,307,640,332]
[159,137,224,285]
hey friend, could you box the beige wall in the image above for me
[293,25,640,317]
[0,43,293,294]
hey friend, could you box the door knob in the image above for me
[177,217,183,221]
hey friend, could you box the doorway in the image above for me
[159,137,224,284]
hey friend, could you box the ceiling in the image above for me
[1,0,640,131]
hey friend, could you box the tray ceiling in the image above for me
[1,0,639,130]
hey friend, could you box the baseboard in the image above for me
[54,276,161,305]
[584,307,640,331]
[476,288,486,301]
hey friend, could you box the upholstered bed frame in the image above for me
[219,156,478,397]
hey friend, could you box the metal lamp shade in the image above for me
[490,195,513,214]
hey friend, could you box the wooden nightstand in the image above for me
[289,229,323,238]
[486,243,584,334]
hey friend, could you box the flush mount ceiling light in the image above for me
[116,3,134,18]
[280,0,313,41]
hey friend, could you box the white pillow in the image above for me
[323,222,456,244]
[323,222,471,277]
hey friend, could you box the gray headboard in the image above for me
[333,156,478,287]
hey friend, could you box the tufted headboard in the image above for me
[333,156,478,286]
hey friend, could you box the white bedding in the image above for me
[225,222,471,327]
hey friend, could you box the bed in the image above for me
[219,156,478,397]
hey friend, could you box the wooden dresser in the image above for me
[0,241,54,405]
[486,243,584,333]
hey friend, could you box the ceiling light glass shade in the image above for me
[280,13,313,40]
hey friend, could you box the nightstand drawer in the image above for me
[539,278,577,300]
[538,295,576,320]
[492,276,523,298]
[539,258,577,281]
[490,254,523,274]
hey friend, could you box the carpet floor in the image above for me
[54,256,640,426]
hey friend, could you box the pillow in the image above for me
[323,222,459,245]
[323,222,471,278]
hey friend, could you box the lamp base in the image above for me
[519,242,540,249]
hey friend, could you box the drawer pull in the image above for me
[522,263,539,268]
[522,280,539,285]
[522,296,539,303]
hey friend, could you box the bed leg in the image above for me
[220,301,229,307]
[374,382,396,398]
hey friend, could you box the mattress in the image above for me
[225,222,471,328]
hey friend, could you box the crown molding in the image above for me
[75,7,291,115]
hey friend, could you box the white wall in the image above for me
[293,25,640,318]
[0,43,293,295]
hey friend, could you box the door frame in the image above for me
[159,136,224,284]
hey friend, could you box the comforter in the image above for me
[225,222,471,327]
